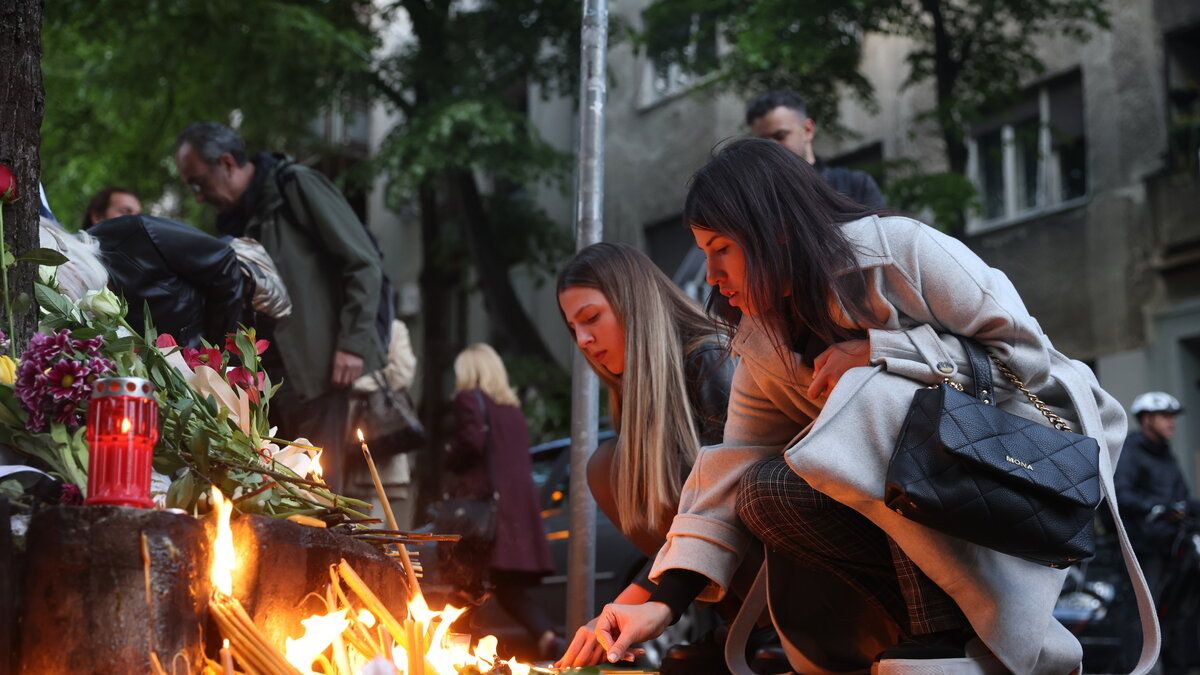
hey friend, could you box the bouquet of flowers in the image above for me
[0,278,372,522]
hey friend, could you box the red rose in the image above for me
[0,164,14,204]
[155,334,178,349]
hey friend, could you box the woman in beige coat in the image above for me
[592,140,1156,674]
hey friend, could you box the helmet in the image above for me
[1130,391,1183,416]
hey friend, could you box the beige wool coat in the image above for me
[650,215,1149,674]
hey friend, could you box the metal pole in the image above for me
[566,0,607,635]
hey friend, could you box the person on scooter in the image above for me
[1114,391,1194,674]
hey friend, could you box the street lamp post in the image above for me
[566,0,608,636]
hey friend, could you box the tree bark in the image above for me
[455,170,558,363]
[923,0,968,234]
[416,177,453,511]
[0,0,44,350]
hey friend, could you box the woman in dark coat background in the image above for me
[443,343,556,657]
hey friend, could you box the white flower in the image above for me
[78,287,123,319]
[37,264,57,287]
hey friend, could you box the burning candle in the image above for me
[357,428,420,595]
[85,377,159,508]
[220,638,234,675]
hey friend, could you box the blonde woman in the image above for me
[555,243,768,671]
[442,343,556,656]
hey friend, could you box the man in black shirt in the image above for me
[746,90,885,209]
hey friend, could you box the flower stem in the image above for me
[0,207,16,350]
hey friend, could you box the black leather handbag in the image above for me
[426,390,499,544]
[885,335,1102,568]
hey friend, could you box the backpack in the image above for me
[274,159,395,348]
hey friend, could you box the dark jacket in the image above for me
[1115,430,1195,550]
[446,389,553,574]
[90,215,243,347]
[817,161,885,209]
[217,153,385,401]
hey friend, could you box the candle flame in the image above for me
[223,638,229,649]
[120,417,131,434]
[285,609,350,674]
[356,428,365,443]
[310,449,324,482]
[357,608,376,628]
[210,487,236,596]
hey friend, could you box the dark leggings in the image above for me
[490,569,554,640]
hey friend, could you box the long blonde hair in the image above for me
[557,243,723,532]
[453,343,520,407]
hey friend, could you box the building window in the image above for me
[967,71,1086,230]
[639,15,717,108]
[1166,25,1200,175]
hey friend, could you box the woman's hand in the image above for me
[556,618,606,668]
[808,339,870,400]
[556,582,656,667]
[593,601,672,663]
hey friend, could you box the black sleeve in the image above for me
[143,217,245,344]
[855,171,886,209]
[685,342,735,446]
[648,569,709,624]
[1113,441,1155,519]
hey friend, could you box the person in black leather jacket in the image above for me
[556,243,776,672]
[88,214,244,347]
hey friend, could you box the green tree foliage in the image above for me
[369,1,584,444]
[41,0,375,227]
[642,0,1109,231]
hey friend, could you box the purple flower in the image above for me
[60,483,83,505]
[15,329,114,432]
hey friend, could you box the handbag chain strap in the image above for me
[987,354,1073,432]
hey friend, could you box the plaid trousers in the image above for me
[735,456,966,636]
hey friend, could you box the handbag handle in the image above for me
[955,336,1073,433]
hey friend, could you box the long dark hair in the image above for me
[684,138,881,355]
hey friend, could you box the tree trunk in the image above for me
[454,170,558,364]
[0,0,44,350]
[415,178,454,512]
[923,0,970,236]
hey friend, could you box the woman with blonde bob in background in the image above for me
[556,243,773,673]
[442,343,556,657]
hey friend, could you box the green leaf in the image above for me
[166,470,197,510]
[108,336,139,353]
[1,250,13,270]
[189,430,210,475]
[69,327,102,340]
[34,282,77,320]
[16,248,70,267]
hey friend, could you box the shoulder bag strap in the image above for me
[472,390,499,500]
[1102,479,1161,674]
[967,336,1160,673]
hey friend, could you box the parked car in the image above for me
[415,429,715,663]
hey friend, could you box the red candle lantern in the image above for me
[85,377,159,508]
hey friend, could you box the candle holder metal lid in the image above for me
[91,376,156,400]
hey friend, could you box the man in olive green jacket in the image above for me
[174,122,386,493]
